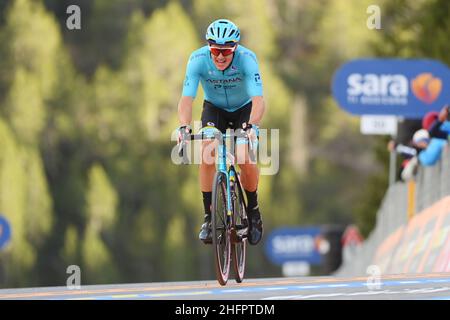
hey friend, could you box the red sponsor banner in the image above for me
[373,227,405,273]
[373,196,450,274]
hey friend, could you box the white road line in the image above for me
[293,293,346,299]
[263,295,304,300]
[347,290,392,296]
[146,291,212,298]
[327,284,350,288]
[262,286,450,300]
[263,293,345,300]
[406,287,450,294]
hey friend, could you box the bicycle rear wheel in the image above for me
[231,173,247,283]
[211,171,231,286]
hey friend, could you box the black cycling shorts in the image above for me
[201,100,252,133]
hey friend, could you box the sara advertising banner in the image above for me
[0,215,11,250]
[264,227,325,266]
[332,59,450,119]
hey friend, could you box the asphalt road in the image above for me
[0,272,450,300]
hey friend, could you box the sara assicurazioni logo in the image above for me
[411,73,442,104]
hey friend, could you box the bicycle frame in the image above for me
[181,126,248,222]
[216,132,235,222]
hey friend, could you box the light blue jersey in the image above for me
[182,45,263,112]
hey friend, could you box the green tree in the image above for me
[82,164,119,283]
[110,2,204,281]
[0,118,36,286]
[23,148,54,245]
[0,0,62,145]
[123,2,200,141]
[374,0,449,65]
[0,0,60,285]
[61,225,79,265]
[0,118,52,286]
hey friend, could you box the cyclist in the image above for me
[176,19,265,245]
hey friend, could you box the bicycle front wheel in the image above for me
[232,173,247,283]
[211,171,231,286]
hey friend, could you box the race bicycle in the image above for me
[178,127,256,285]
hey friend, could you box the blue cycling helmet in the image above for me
[205,19,240,45]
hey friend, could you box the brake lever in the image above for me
[178,133,190,164]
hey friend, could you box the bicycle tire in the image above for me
[211,171,231,286]
[231,172,247,283]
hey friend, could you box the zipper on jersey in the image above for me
[223,70,230,109]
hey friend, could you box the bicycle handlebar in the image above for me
[177,130,257,164]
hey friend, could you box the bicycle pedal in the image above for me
[237,229,248,240]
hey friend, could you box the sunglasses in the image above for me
[209,45,237,57]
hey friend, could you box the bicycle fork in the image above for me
[218,139,242,244]
[229,170,242,244]
[217,140,232,220]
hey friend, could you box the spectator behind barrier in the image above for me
[400,129,428,181]
[401,156,418,181]
[422,111,439,131]
[412,128,447,166]
[388,137,420,181]
[427,104,450,139]
[390,105,450,181]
